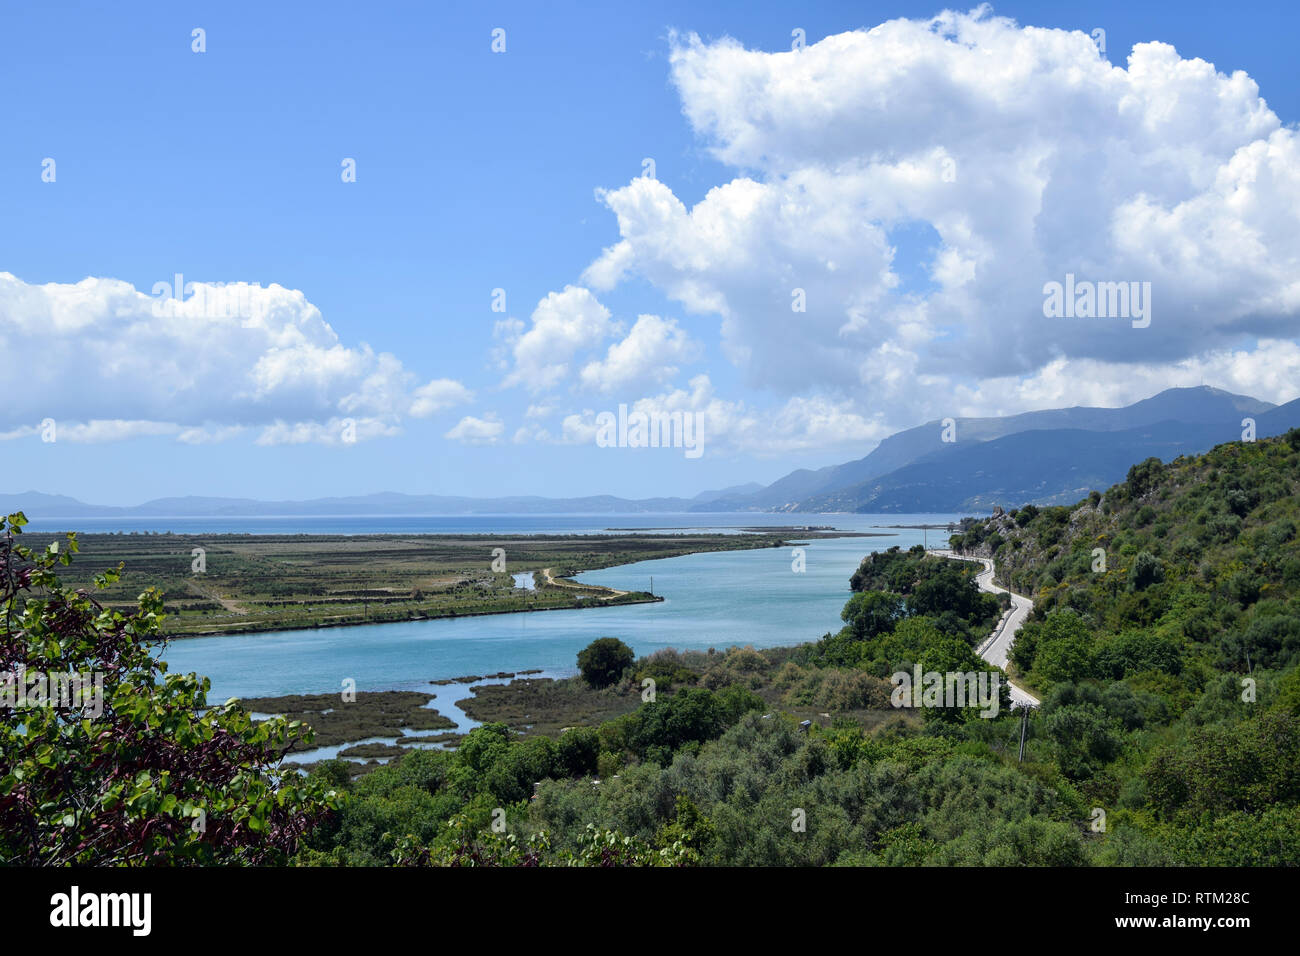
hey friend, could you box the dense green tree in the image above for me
[840,590,905,641]
[555,726,600,777]
[1127,551,1165,591]
[1126,456,1164,497]
[624,688,725,764]
[1143,711,1300,819]
[577,637,635,688]
[1034,633,1094,686]
[1094,629,1182,679]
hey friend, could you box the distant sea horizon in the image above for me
[19,512,966,537]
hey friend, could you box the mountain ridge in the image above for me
[6,386,1292,520]
[792,396,1300,513]
[703,386,1278,511]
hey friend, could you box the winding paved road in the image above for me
[930,549,1040,708]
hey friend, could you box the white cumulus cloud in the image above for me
[501,286,614,391]
[579,314,701,393]
[445,414,505,445]
[575,9,1300,432]
[0,272,472,443]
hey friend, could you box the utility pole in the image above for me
[1017,706,1029,763]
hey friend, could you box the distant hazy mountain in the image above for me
[0,492,132,518]
[690,482,765,504]
[700,386,1277,512]
[0,490,710,519]
[795,405,1300,513]
[5,386,1291,521]
[1257,395,1300,433]
[0,482,789,520]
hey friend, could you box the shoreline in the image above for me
[137,528,874,641]
[158,589,664,641]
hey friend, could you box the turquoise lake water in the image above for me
[144,514,961,700]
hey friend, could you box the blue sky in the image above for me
[3,1,1299,505]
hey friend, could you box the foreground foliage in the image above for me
[0,513,337,864]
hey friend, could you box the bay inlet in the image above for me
[155,514,959,701]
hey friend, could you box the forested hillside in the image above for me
[949,429,1300,686]
[948,429,1300,859]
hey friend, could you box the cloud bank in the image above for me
[569,8,1299,432]
[0,273,472,443]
